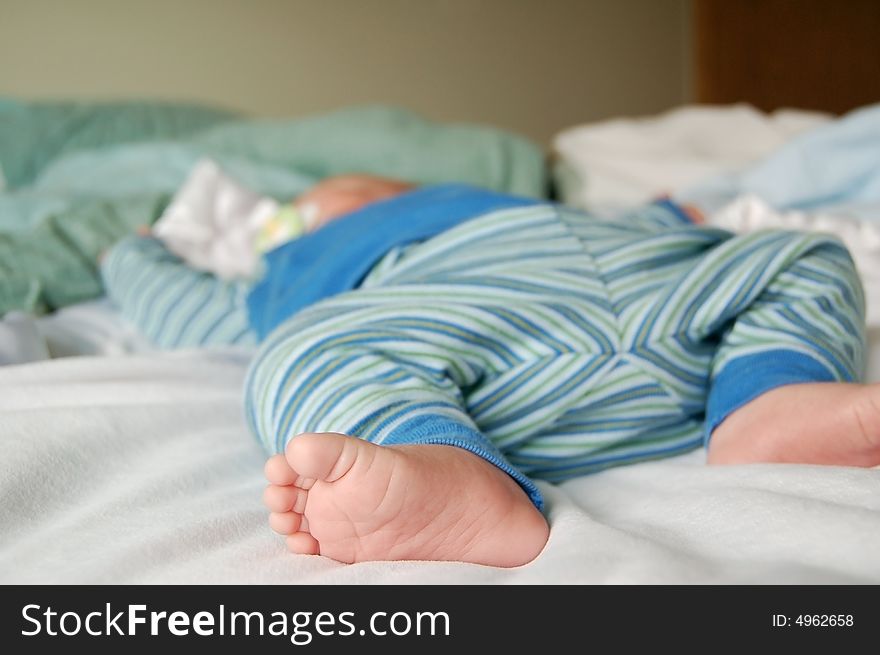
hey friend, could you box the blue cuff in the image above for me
[381,414,544,511]
[705,350,846,445]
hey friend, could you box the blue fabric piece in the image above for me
[246,183,541,339]
[381,414,544,510]
[683,103,880,215]
[705,350,845,444]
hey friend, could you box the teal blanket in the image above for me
[0,100,546,315]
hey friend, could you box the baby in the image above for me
[102,174,878,568]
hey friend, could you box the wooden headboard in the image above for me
[694,0,880,115]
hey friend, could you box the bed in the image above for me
[1,291,879,584]
[3,89,880,583]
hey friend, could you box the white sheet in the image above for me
[2,347,879,584]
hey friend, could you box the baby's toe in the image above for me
[293,475,317,490]
[269,511,303,535]
[265,454,298,486]
[263,484,306,513]
[286,532,320,555]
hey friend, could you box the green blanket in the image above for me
[0,100,546,315]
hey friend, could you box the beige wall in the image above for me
[0,0,690,145]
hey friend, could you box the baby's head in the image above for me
[296,174,414,230]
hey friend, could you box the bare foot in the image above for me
[708,382,880,467]
[262,433,548,567]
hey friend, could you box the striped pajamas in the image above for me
[103,201,865,508]
[101,236,256,348]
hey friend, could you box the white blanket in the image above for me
[553,104,828,211]
[2,347,879,583]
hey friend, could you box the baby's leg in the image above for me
[709,382,880,466]
[101,236,255,348]
[247,304,548,567]
[704,234,876,466]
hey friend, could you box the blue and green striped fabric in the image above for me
[101,236,256,349]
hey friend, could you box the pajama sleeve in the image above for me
[101,235,256,348]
